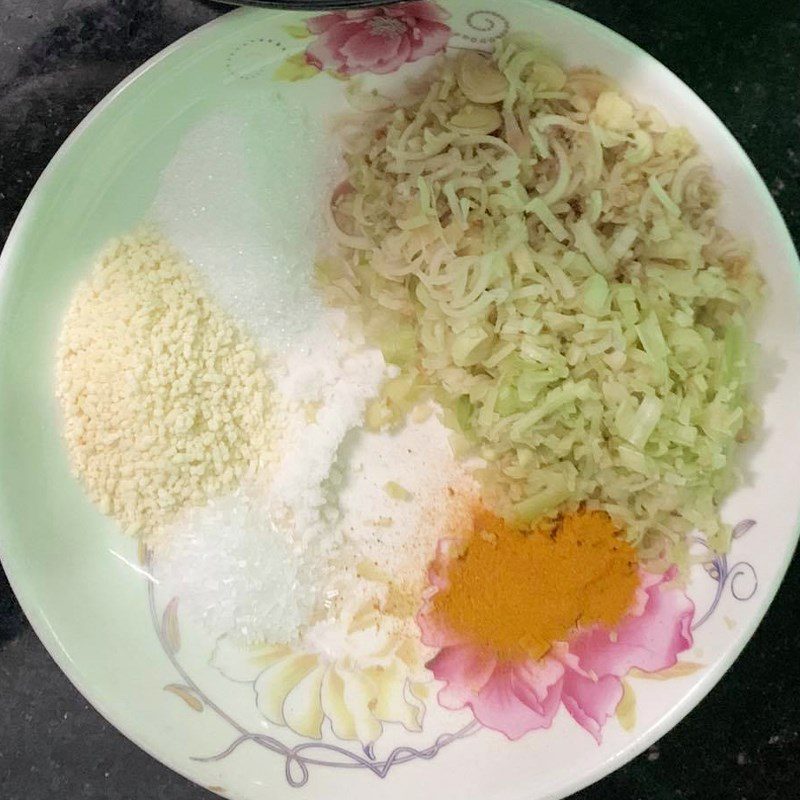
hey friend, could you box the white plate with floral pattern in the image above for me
[0,2,798,799]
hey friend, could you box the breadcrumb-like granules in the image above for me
[56,230,272,538]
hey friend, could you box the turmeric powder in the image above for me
[431,508,639,661]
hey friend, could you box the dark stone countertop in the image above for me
[0,1,798,798]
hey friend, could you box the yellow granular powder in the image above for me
[56,230,272,538]
[431,508,639,661]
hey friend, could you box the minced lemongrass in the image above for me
[318,38,762,561]
[384,481,412,501]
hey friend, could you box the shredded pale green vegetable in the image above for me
[318,38,762,563]
[384,481,413,501]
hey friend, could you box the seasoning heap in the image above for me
[57,230,473,649]
[56,231,272,536]
[429,508,639,660]
[154,310,392,644]
[154,326,476,644]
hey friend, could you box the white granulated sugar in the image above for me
[153,486,323,645]
[153,309,391,644]
[152,93,340,353]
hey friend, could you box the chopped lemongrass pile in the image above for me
[318,37,762,561]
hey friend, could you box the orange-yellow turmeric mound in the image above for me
[431,509,639,661]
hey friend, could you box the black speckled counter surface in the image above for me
[1,1,798,798]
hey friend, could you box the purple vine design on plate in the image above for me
[192,721,480,788]
[146,564,479,789]
[693,519,758,630]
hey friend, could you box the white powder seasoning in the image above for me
[338,411,480,601]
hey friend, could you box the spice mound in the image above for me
[56,230,272,537]
[430,509,639,660]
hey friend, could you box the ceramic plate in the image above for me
[1,2,798,799]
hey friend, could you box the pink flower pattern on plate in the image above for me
[304,2,451,76]
[417,547,695,742]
